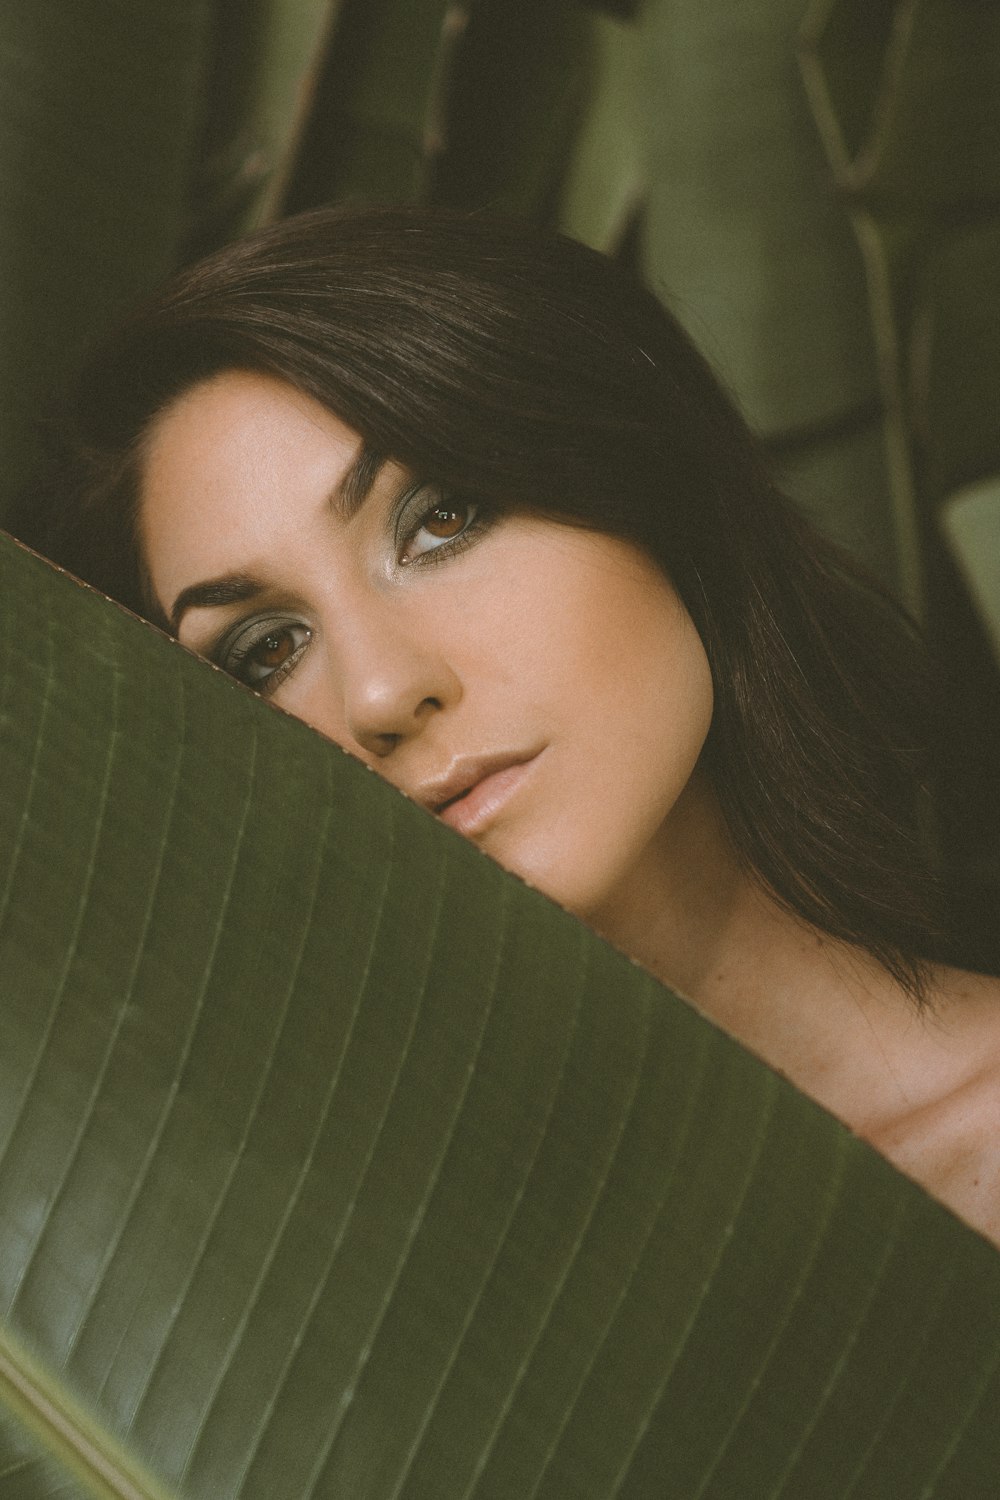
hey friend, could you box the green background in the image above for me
[3,3,1000,1493]
[5,0,1000,944]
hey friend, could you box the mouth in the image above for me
[421,750,543,838]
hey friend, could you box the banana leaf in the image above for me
[917,222,1000,503]
[801,0,1000,914]
[557,9,644,253]
[941,478,1000,672]
[801,0,1000,209]
[635,0,902,597]
[800,0,1000,614]
[282,0,461,210]
[0,0,213,528]
[770,415,896,574]
[185,0,344,253]
[429,0,596,224]
[3,531,1000,1497]
[637,0,877,436]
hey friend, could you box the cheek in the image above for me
[541,559,713,754]
[459,530,715,767]
[645,615,715,761]
[469,552,715,914]
[605,621,714,832]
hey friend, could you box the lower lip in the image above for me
[438,755,540,838]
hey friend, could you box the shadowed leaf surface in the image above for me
[801,0,1000,606]
[639,0,877,436]
[0,0,213,524]
[430,0,594,224]
[557,10,643,252]
[801,0,1000,918]
[942,479,1000,671]
[802,0,1000,207]
[283,0,460,210]
[185,0,344,252]
[636,0,900,593]
[2,532,1000,1497]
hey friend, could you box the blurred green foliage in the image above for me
[3,6,1000,1488]
[3,0,999,931]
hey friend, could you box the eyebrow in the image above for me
[338,443,387,520]
[167,442,388,631]
[169,574,263,633]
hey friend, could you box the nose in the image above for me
[329,607,461,760]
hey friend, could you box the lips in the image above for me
[416,750,542,838]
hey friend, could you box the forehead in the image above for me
[141,369,360,508]
[139,370,362,596]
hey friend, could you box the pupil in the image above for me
[259,631,290,665]
[428,505,464,537]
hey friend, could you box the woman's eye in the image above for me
[215,617,312,693]
[398,492,480,565]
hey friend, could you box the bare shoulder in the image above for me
[867,963,1000,1248]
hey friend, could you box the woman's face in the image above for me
[140,371,714,927]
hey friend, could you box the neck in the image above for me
[586,772,926,1135]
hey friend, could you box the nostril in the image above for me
[343,664,455,757]
[370,731,403,758]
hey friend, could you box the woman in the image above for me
[45,204,1000,1245]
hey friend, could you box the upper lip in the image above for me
[412,750,541,814]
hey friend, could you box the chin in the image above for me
[482,831,637,932]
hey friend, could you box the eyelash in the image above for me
[394,484,488,567]
[215,617,311,696]
[211,485,488,694]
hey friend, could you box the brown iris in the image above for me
[423,503,468,539]
[253,629,297,669]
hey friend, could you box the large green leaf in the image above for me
[184,0,345,252]
[637,0,876,437]
[557,9,644,252]
[635,0,901,596]
[0,1325,169,1499]
[800,0,1000,913]
[282,0,461,210]
[801,0,1000,209]
[3,535,1000,1497]
[0,0,214,526]
[941,478,1000,671]
[918,222,1000,502]
[430,0,596,224]
[800,0,1000,610]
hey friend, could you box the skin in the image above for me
[141,369,1000,1249]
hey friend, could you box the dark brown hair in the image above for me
[41,204,950,994]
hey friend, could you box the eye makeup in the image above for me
[211,614,312,693]
[391,481,487,567]
[193,476,493,696]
